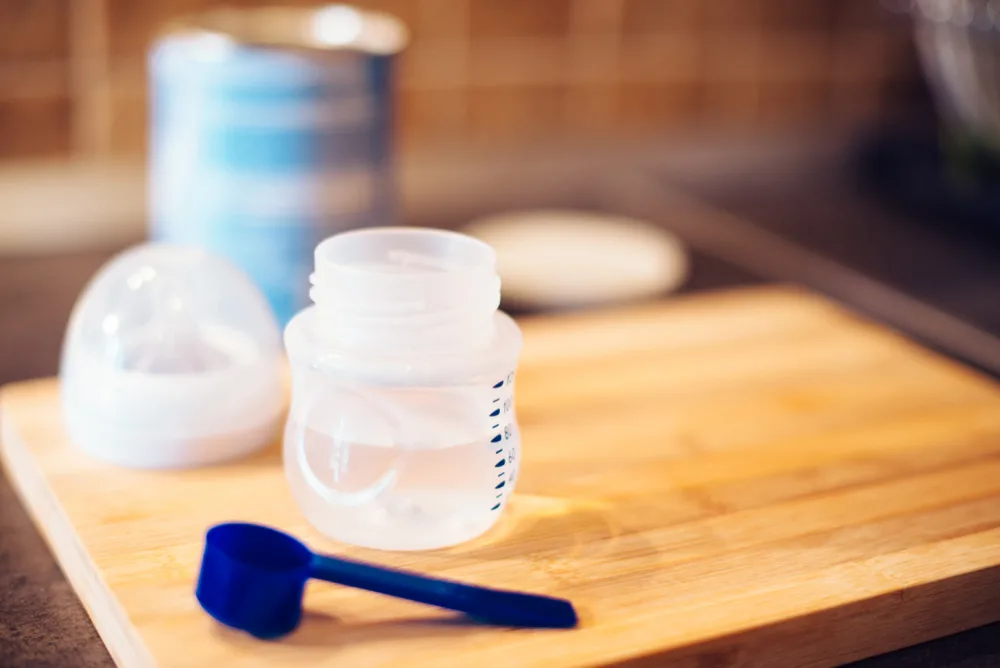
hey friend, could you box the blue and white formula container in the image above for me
[148,5,408,325]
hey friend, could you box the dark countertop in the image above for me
[1,252,124,668]
[2,138,1000,667]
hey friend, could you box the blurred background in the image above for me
[0,0,921,160]
[3,0,999,379]
[4,4,1000,666]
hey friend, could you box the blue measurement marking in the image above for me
[488,376,510,514]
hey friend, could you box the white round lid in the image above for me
[59,243,284,469]
[462,209,690,310]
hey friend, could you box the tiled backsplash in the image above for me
[0,0,923,160]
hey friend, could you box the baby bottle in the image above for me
[283,228,523,551]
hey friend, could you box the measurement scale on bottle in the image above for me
[488,371,518,511]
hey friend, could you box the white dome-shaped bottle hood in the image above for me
[60,243,284,468]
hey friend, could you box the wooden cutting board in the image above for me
[4,285,1000,668]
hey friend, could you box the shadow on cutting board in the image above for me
[212,610,492,650]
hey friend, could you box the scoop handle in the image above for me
[310,553,577,629]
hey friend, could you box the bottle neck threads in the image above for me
[309,228,501,354]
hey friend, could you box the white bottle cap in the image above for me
[59,243,284,469]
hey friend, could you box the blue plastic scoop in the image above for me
[195,522,578,638]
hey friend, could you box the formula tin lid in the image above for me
[59,243,285,469]
[462,210,691,310]
[159,4,409,56]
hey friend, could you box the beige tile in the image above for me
[702,31,762,82]
[701,81,760,126]
[566,0,623,84]
[109,59,146,99]
[469,0,573,38]
[398,87,466,144]
[0,62,69,101]
[467,85,566,139]
[622,0,702,35]
[563,84,618,133]
[756,79,831,126]
[468,38,569,87]
[0,98,72,159]
[108,94,148,157]
[398,43,469,89]
[759,34,831,83]
[758,0,838,30]
[618,33,701,83]
[565,40,619,85]
[413,0,469,37]
[617,81,702,131]
[703,0,763,29]
[0,0,70,60]
[571,0,625,35]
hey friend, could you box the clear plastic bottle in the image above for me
[283,228,523,551]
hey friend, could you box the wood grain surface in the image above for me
[3,285,1000,668]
